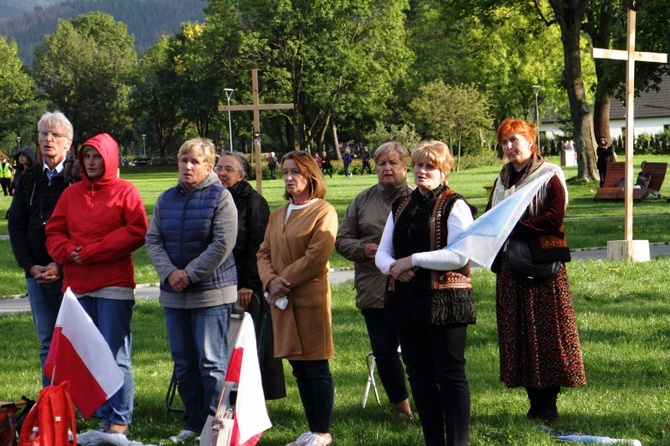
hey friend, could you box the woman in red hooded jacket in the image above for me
[46,133,148,437]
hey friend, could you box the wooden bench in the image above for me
[594,161,667,201]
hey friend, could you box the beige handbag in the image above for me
[200,382,235,446]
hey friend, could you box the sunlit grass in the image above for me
[2,260,670,444]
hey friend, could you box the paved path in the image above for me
[3,243,670,315]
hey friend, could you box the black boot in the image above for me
[525,387,541,419]
[526,387,560,423]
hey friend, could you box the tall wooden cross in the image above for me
[218,68,294,194]
[591,6,667,245]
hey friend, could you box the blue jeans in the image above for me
[288,360,334,434]
[363,310,409,404]
[164,304,232,433]
[78,297,135,426]
[26,277,63,387]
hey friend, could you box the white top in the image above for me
[375,199,473,275]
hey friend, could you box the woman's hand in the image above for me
[265,276,291,304]
[70,246,83,265]
[237,287,253,308]
[390,256,416,282]
[168,269,191,292]
[363,243,379,260]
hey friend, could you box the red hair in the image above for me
[496,118,538,154]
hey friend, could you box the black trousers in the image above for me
[289,359,334,434]
[398,324,470,446]
[363,309,410,404]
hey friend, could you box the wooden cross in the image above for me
[218,68,294,194]
[591,7,667,242]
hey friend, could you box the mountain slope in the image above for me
[0,0,206,65]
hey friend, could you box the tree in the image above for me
[205,0,413,152]
[410,80,491,170]
[32,12,138,144]
[131,37,186,157]
[0,37,39,149]
[541,0,599,182]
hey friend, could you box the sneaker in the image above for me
[169,429,197,443]
[106,425,129,436]
[304,434,332,446]
[285,431,313,446]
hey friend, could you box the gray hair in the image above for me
[220,151,249,178]
[373,141,409,164]
[37,110,74,140]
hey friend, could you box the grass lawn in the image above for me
[2,259,670,444]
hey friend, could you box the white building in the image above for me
[540,75,670,140]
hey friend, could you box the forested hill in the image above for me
[0,0,206,65]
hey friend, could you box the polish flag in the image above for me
[225,313,272,446]
[44,288,123,419]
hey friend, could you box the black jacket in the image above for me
[228,180,270,292]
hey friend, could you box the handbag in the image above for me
[200,382,235,446]
[505,237,562,282]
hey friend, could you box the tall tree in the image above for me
[131,37,186,157]
[410,80,491,170]
[32,12,138,143]
[205,0,412,152]
[0,37,39,147]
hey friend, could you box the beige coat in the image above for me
[257,199,338,360]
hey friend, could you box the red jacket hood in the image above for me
[79,133,119,185]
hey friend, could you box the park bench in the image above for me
[594,161,667,201]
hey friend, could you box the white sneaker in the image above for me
[169,429,197,443]
[285,431,313,446]
[304,434,332,446]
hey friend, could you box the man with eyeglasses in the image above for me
[8,110,78,386]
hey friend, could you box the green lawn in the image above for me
[2,155,670,297]
[2,259,670,445]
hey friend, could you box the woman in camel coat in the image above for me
[257,151,337,446]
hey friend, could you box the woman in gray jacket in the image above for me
[335,142,413,419]
[145,138,238,443]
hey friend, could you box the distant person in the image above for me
[257,151,338,446]
[215,152,286,400]
[46,133,148,436]
[0,156,14,196]
[315,152,323,170]
[145,138,238,443]
[596,136,616,187]
[268,151,279,179]
[321,151,333,178]
[8,111,78,387]
[360,146,372,174]
[11,147,36,195]
[343,148,352,177]
[335,142,413,420]
[488,118,585,423]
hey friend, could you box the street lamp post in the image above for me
[17,136,21,152]
[532,85,541,153]
[142,134,146,157]
[224,88,234,152]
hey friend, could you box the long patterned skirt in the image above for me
[496,261,586,388]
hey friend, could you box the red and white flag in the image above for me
[44,288,123,419]
[226,313,272,446]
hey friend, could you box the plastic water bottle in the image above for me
[558,434,642,445]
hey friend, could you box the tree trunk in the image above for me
[332,123,340,161]
[550,0,599,182]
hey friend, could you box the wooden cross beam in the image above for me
[591,8,667,242]
[218,68,294,194]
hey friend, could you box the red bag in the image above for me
[18,382,76,446]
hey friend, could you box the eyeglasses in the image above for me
[39,131,69,139]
